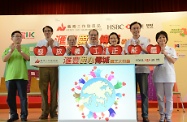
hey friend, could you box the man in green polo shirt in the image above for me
[2,30,30,122]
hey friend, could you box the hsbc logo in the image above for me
[107,24,125,30]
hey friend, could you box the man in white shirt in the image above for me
[36,26,59,120]
[124,21,150,122]
[65,35,77,55]
[84,29,104,55]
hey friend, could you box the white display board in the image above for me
[30,54,164,67]
[58,65,137,122]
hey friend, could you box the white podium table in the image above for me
[30,54,164,122]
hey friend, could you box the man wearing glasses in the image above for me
[84,29,104,55]
[2,30,30,122]
[36,26,59,120]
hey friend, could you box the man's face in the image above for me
[130,23,141,37]
[11,33,22,44]
[88,30,98,44]
[43,27,53,38]
[67,36,77,47]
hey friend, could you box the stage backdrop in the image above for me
[0,11,187,101]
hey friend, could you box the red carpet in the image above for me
[0,96,186,109]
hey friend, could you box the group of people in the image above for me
[2,21,178,122]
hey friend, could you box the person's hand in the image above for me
[9,43,15,52]
[66,46,72,55]
[47,38,54,47]
[85,39,90,49]
[161,46,166,55]
[15,44,22,52]
[130,39,140,45]
[136,39,140,45]
[161,46,164,52]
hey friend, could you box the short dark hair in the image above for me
[67,35,77,41]
[42,26,53,32]
[11,30,22,37]
[88,29,99,35]
[108,32,120,44]
[156,31,168,43]
[130,21,142,29]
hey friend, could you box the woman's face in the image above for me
[109,34,119,46]
[157,34,167,47]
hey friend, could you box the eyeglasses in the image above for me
[13,36,22,38]
[44,30,52,32]
[89,34,98,37]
